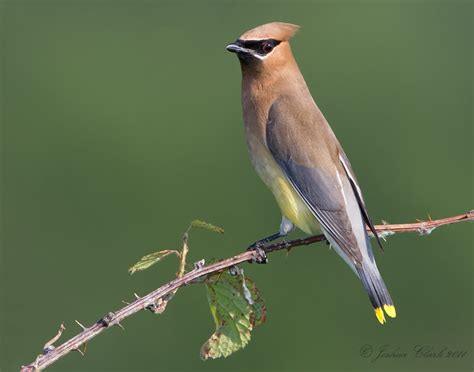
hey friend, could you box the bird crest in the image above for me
[239,22,300,41]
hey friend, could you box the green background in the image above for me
[1,1,472,371]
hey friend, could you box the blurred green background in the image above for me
[1,0,472,371]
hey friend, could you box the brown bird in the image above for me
[226,22,396,324]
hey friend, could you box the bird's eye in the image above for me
[261,41,274,54]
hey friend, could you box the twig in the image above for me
[42,323,65,352]
[20,211,473,371]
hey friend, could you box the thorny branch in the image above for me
[21,211,473,371]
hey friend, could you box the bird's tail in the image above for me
[356,261,396,324]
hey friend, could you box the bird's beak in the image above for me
[226,42,246,54]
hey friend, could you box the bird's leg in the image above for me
[247,217,294,264]
[247,232,282,250]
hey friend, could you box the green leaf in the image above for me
[200,268,266,360]
[128,250,179,274]
[190,220,224,234]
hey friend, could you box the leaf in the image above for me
[200,268,266,360]
[128,250,179,274]
[190,220,224,234]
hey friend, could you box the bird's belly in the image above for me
[251,148,320,235]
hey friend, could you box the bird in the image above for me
[226,22,396,324]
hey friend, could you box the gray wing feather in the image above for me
[277,161,361,263]
[339,151,384,251]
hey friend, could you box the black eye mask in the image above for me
[238,39,281,56]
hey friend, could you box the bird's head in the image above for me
[226,22,300,70]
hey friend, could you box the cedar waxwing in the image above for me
[226,22,396,324]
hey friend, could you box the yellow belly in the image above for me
[272,175,320,235]
[251,146,320,235]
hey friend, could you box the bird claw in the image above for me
[247,242,268,264]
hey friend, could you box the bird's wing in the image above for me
[266,97,366,266]
[338,150,384,251]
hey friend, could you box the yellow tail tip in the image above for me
[375,307,386,324]
[384,304,397,318]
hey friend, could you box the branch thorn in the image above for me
[193,259,205,270]
[74,320,87,331]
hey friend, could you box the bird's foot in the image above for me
[247,242,268,264]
